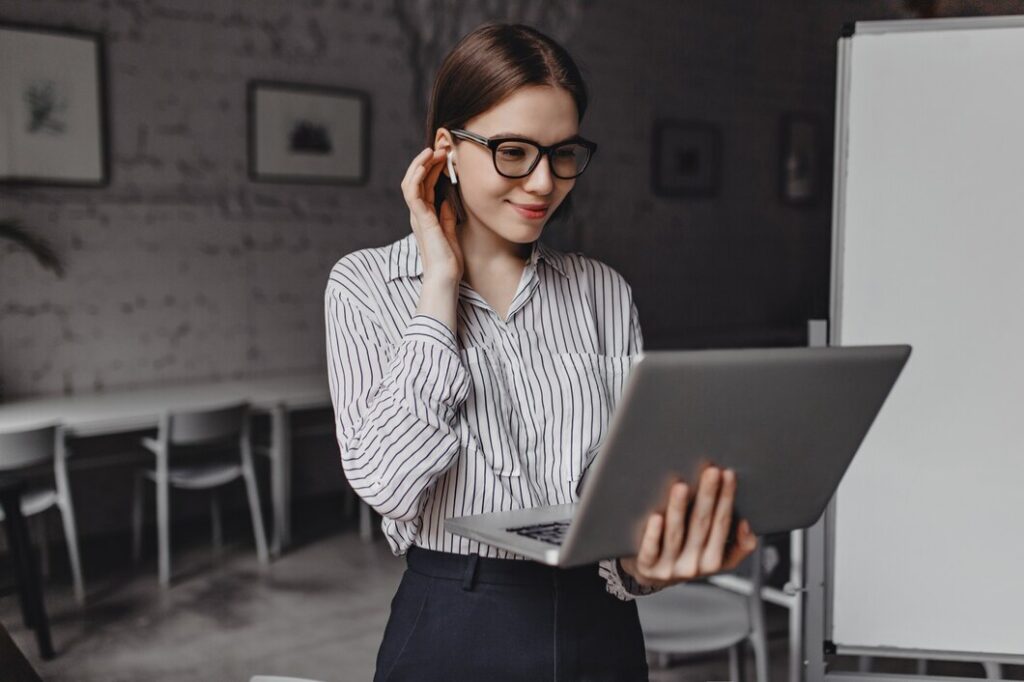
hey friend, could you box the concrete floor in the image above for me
[2,514,405,680]
[3,502,1016,681]
[2,506,792,681]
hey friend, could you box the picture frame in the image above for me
[651,119,721,198]
[248,80,371,185]
[779,113,821,207]
[0,22,109,186]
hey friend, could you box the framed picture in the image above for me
[0,22,109,186]
[651,119,721,198]
[779,113,821,207]
[248,81,370,185]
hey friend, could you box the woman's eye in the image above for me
[498,148,525,158]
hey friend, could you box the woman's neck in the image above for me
[458,221,531,288]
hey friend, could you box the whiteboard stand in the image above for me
[805,15,1024,682]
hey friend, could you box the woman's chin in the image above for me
[501,220,546,243]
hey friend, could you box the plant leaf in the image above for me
[0,219,65,277]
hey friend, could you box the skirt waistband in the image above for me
[405,545,597,588]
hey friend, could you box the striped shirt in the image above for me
[324,232,658,600]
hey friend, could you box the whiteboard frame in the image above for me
[806,15,1024,682]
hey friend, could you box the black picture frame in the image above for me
[651,119,721,198]
[247,80,371,186]
[779,113,821,207]
[0,21,110,187]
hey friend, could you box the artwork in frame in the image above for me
[0,22,109,186]
[779,113,821,207]
[248,81,371,185]
[651,119,721,198]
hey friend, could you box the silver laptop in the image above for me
[445,344,911,567]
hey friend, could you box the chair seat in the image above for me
[0,487,59,520]
[143,463,243,489]
[636,582,751,654]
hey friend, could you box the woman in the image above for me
[325,22,758,681]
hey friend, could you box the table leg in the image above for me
[269,404,292,556]
[0,488,54,660]
[359,501,374,543]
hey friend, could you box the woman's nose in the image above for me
[523,153,555,193]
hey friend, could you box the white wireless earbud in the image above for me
[446,149,458,185]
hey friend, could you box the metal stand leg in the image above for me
[1,482,55,660]
[788,528,806,682]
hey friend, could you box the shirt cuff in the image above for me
[401,314,460,355]
[598,558,662,601]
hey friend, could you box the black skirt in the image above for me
[373,545,649,682]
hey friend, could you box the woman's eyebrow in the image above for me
[491,131,582,144]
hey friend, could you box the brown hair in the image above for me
[426,23,589,228]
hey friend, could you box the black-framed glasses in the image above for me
[449,128,597,179]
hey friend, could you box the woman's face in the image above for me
[437,85,579,247]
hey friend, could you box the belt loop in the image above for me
[462,554,480,591]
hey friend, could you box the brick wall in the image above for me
[2,0,1022,538]
[6,0,1024,398]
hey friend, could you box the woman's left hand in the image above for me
[618,466,758,589]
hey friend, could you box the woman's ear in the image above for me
[434,129,456,181]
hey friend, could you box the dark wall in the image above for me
[3,0,1024,537]
[4,1,1024,398]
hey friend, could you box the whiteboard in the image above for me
[830,18,1024,656]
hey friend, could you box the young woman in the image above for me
[325,22,758,681]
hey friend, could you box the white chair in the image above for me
[131,402,269,587]
[0,423,85,605]
[637,544,769,682]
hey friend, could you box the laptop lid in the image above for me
[557,344,911,567]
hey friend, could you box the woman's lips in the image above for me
[508,202,549,219]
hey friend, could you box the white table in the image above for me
[0,372,334,556]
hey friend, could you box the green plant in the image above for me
[0,218,65,277]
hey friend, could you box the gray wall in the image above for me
[0,0,942,400]
[4,0,1023,539]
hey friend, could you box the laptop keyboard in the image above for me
[506,520,570,546]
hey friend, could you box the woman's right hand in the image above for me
[401,146,463,284]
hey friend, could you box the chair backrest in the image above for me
[0,424,58,472]
[166,402,249,446]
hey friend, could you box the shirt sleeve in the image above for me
[597,290,667,601]
[627,295,643,357]
[325,281,471,522]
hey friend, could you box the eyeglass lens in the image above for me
[495,141,589,178]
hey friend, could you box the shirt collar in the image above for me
[386,232,569,281]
